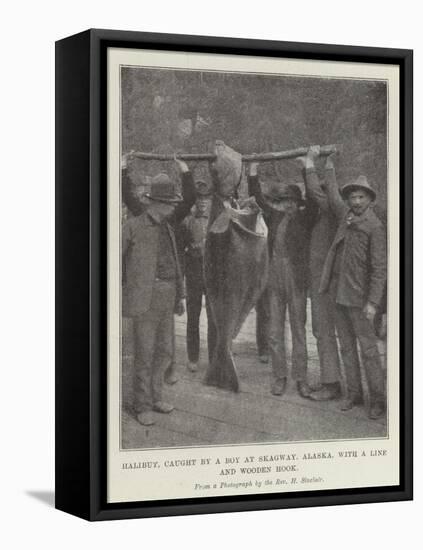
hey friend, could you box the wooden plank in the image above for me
[155,408,275,446]
[161,376,387,442]
[121,410,211,449]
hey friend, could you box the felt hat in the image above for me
[264,182,304,204]
[145,173,183,203]
[340,175,376,201]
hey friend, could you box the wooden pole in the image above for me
[242,144,342,161]
[133,152,215,161]
[131,144,341,163]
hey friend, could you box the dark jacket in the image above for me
[248,175,317,291]
[181,206,209,261]
[121,168,195,317]
[319,172,386,308]
[304,167,341,277]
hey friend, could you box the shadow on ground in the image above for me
[26,490,55,508]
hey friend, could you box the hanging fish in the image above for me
[204,142,269,392]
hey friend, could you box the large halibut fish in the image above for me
[204,142,269,391]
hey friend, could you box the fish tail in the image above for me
[204,338,239,392]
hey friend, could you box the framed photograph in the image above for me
[55,29,413,521]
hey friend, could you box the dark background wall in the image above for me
[122,67,387,216]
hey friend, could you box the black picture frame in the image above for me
[55,28,413,521]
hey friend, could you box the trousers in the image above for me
[335,303,385,403]
[133,280,176,413]
[185,256,214,364]
[255,286,270,356]
[310,274,340,384]
[268,259,307,382]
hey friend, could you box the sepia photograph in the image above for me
[105,46,401,504]
[120,65,388,449]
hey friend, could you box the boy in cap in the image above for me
[180,179,213,372]
[320,168,387,419]
[121,153,196,426]
[248,163,317,398]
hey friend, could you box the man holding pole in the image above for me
[296,146,342,401]
[248,162,317,398]
[180,179,213,372]
[121,153,196,426]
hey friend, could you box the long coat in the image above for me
[121,169,195,317]
[248,175,317,291]
[319,206,387,308]
[304,166,341,277]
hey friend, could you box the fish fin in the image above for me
[208,211,231,234]
[204,347,239,392]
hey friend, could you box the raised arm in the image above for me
[247,162,268,212]
[324,154,347,220]
[121,151,147,216]
[298,145,329,211]
[122,218,132,258]
[172,157,196,224]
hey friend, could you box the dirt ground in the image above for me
[121,301,387,449]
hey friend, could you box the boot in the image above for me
[309,382,342,402]
[339,391,363,411]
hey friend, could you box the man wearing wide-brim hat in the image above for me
[339,175,377,202]
[248,163,318,399]
[122,153,196,426]
[320,170,387,419]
